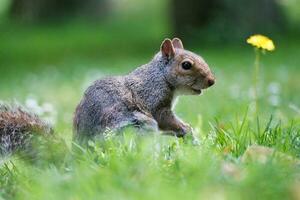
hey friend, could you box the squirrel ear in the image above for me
[172,38,184,49]
[160,38,175,59]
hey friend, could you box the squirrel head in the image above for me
[159,38,215,95]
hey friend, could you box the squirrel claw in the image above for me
[175,123,193,137]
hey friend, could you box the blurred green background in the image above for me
[0,0,299,137]
[1,1,300,200]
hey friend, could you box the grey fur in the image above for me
[0,103,53,155]
[74,38,215,140]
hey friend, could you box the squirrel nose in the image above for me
[207,78,215,87]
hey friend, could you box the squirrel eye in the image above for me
[181,61,192,70]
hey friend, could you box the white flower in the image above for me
[42,103,55,113]
[268,95,280,107]
[25,97,57,125]
[25,97,43,115]
[268,82,281,95]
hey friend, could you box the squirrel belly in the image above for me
[0,103,53,155]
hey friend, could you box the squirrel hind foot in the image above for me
[115,111,158,134]
[131,111,158,132]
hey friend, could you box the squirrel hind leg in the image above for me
[131,111,158,133]
[115,111,158,134]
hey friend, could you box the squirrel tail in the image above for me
[0,102,53,155]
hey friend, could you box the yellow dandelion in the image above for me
[247,34,275,51]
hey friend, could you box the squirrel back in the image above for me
[0,103,53,155]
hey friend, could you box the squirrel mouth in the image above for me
[192,88,202,94]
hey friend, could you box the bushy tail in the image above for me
[0,103,53,155]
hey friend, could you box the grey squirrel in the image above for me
[0,38,215,154]
[74,38,215,140]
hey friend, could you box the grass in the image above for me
[0,19,300,199]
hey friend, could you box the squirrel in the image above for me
[0,103,53,155]
[0,38,215,154]
[74,38,215,141]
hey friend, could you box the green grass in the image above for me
[0,20,300,199]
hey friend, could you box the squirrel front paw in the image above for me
[176,123,193,137]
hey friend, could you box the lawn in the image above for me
[0,22,300,199]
